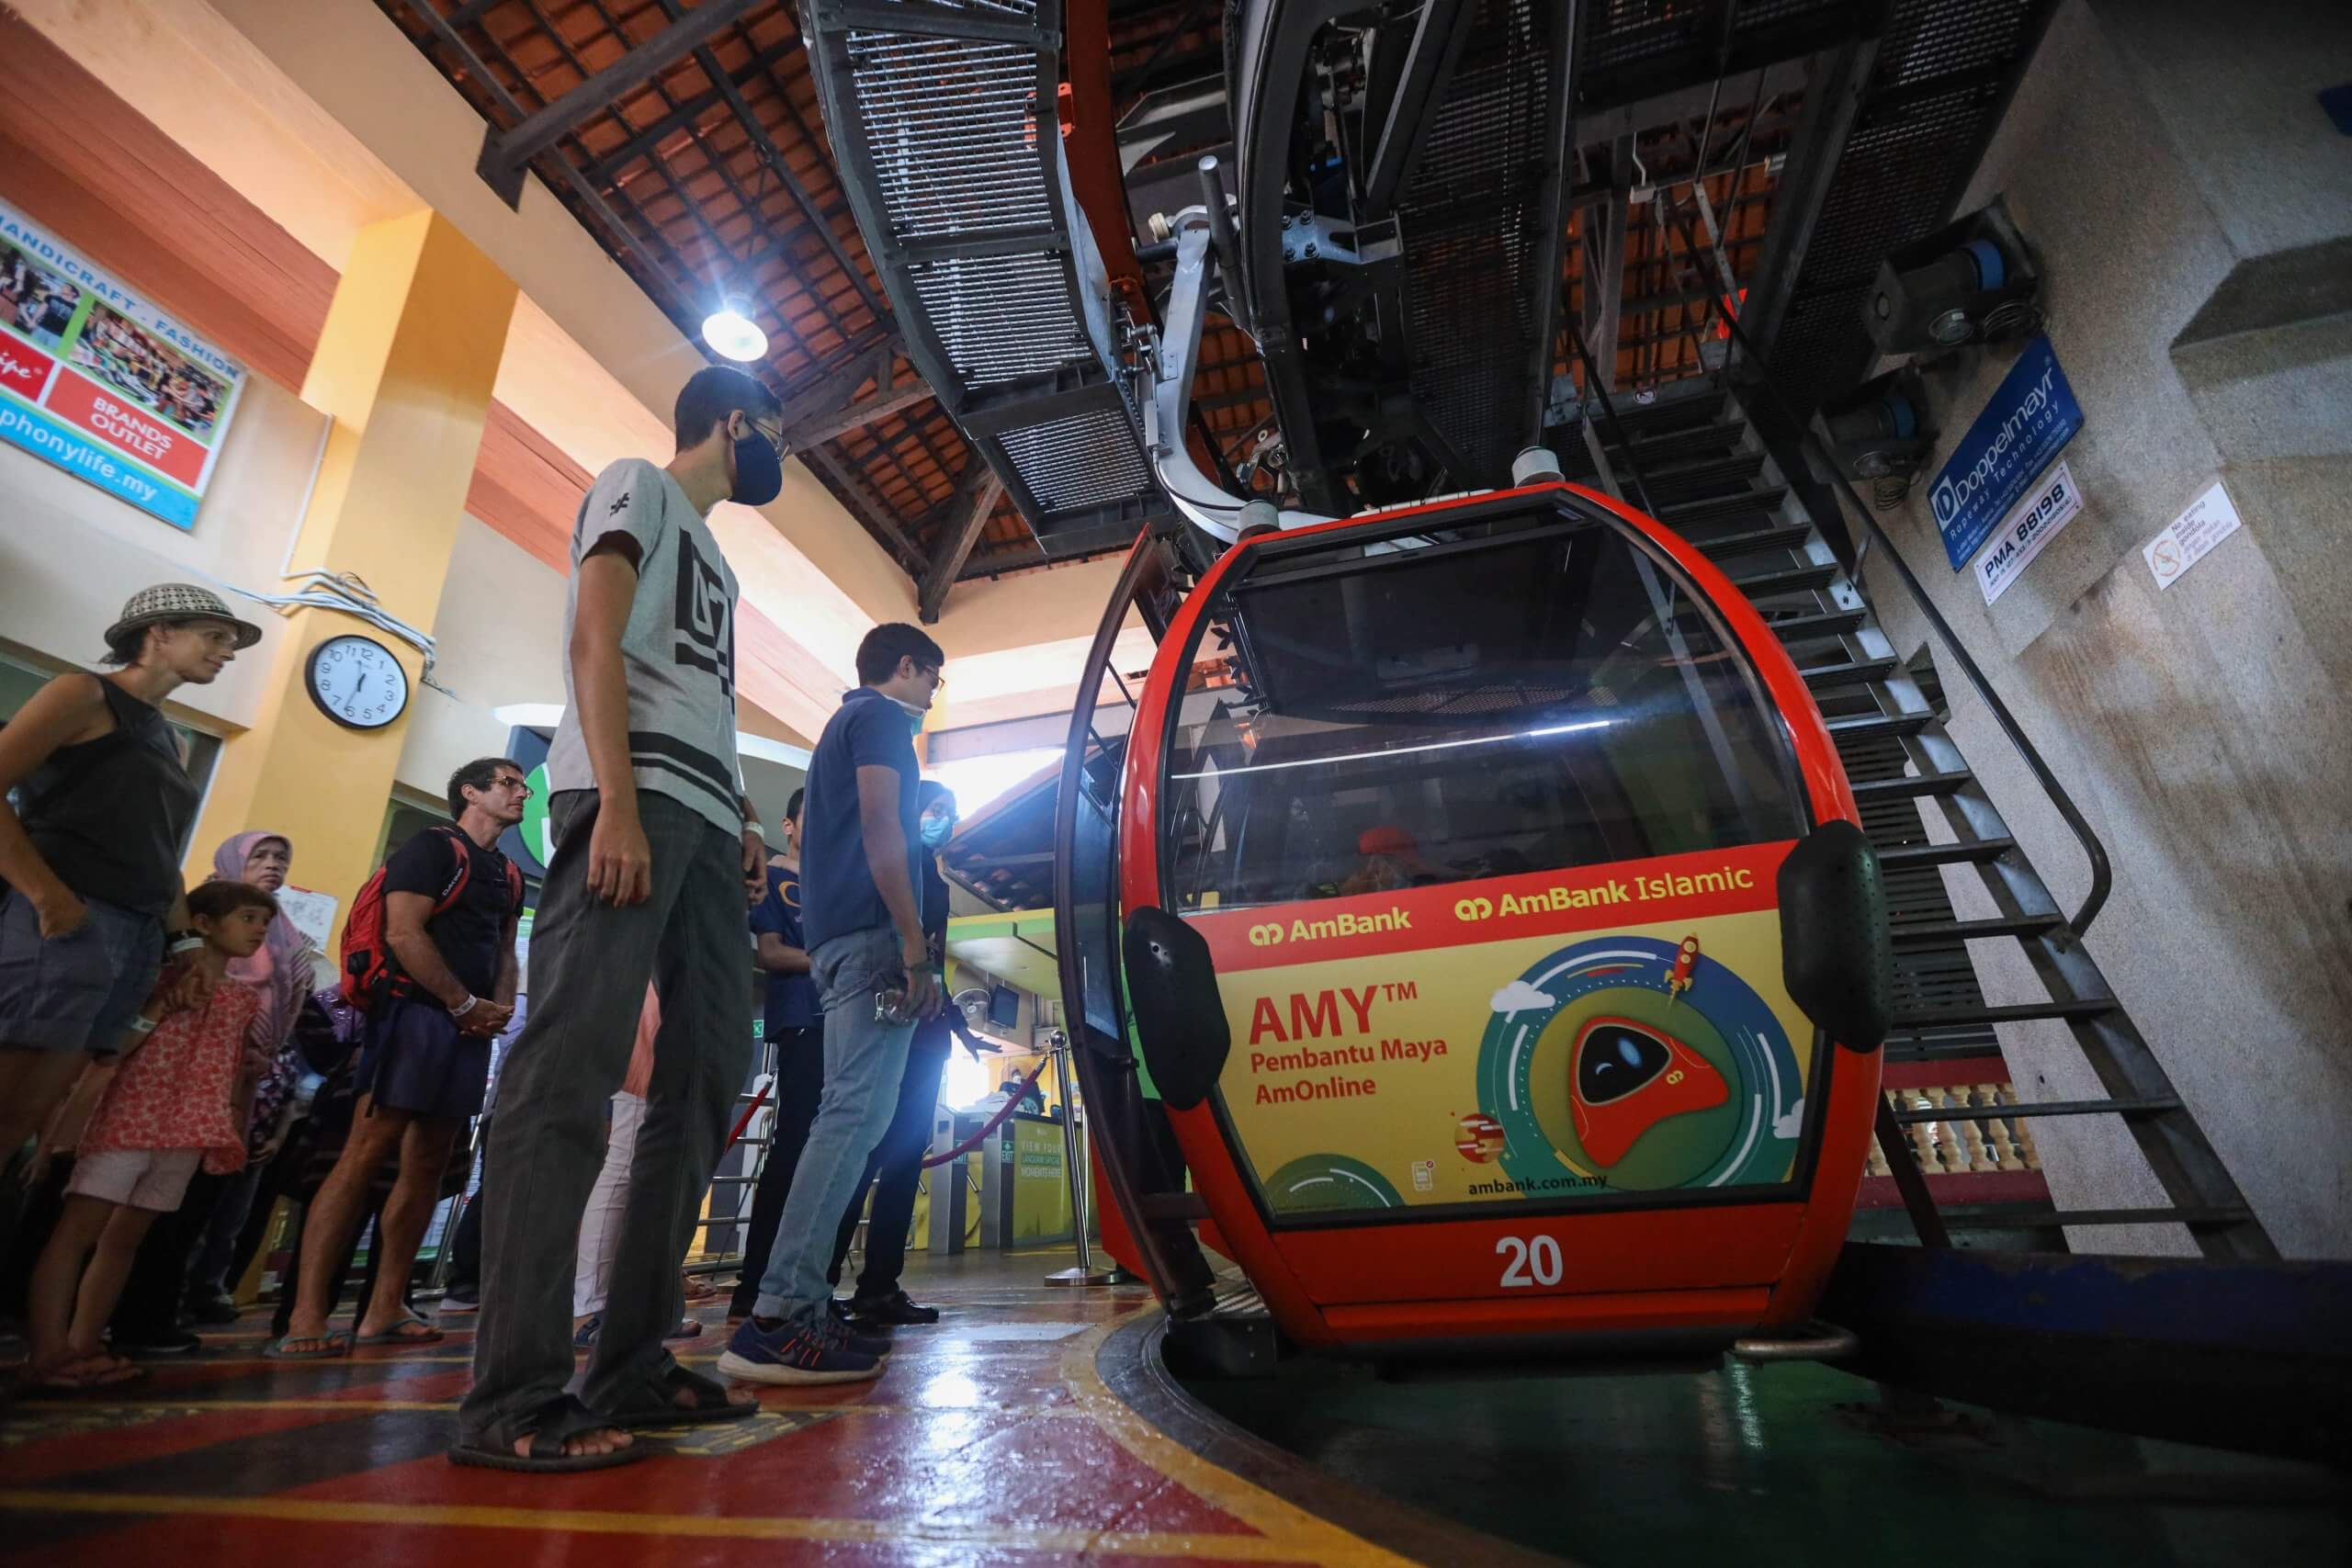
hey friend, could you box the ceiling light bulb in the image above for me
[702,300,768,362]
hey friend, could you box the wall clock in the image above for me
[305,634,410,730]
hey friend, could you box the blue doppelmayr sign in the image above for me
[1928,335,2083,570]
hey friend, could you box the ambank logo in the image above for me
[1250,908,1413,945]
[1454,897,1493,920]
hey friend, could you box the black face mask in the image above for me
[731,424,784,507]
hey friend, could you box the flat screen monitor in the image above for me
[987,984,1021,1032]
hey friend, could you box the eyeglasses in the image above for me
[494,776,532,796]
[916,664,946,692]
[751,418,786,459]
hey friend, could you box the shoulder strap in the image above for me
[429,826,474,916]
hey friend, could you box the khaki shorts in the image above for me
[68,1147,202,1212]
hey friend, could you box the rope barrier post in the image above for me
[1042,1029,1114,1287]
[426,1106,490,1295]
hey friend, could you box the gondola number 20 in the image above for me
[1496,1235,1564,1288]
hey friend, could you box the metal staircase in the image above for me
[1558,375,2278,1263]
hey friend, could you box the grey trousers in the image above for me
[457,790,752,1444]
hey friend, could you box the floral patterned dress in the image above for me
[80,978,257,1176]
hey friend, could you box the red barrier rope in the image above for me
[918,1056,1055,1168]
[723,1085,770,1156]
[722,1056,1055,1169]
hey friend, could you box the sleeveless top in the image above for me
[17,676,198,917]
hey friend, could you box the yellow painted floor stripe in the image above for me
[0,1491,1320,1562]
[1057,1313,1424,1568]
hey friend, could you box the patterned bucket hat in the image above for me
[104,583,265,651]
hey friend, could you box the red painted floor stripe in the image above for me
[3,1367,471,1485]
[0,1512,1317,1568]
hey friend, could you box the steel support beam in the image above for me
[1736,39,1877,356]
[1584,136,1634,393]
[1362,0,1470,217]
[918,463,1006,623]
[476,0,770,208]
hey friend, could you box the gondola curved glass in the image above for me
[1152,502,1822,1224]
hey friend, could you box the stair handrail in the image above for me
[1653,197,2112,936]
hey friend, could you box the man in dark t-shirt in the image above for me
[275,758,525,1356]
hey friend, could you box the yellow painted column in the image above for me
[184,210,517,933]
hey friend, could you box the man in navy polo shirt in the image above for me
[720,624,945,1384]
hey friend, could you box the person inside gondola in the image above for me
[1335,824,1448,897]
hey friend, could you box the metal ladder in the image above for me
[1559,375,2278,1262]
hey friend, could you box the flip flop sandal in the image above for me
[447,1393,644,1472]
[595,1363,760,1429]
[355,1316,444,1346]
[87,1356,147,1386]
[264,1329,354,1360]
[27,1354,148,1393]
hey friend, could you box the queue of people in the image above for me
[4,367,993,1476]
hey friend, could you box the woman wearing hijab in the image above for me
[106,830,314,1348]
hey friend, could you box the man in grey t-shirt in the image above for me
[454,367,781,1472]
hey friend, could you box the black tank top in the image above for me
[17,676,198,916]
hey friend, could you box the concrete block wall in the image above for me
[1851,0,2352,1256]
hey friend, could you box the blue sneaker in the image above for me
[572,1314,602,1350]
[717,1317,883,1386]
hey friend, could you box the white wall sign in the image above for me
[1973,458,2084,606]
[2143,479,2243,591]
[273,885,339,956]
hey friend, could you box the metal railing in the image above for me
[1635,196,2114,935]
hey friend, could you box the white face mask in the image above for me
[889,695,927,731]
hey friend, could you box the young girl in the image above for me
[25,880,278,1390]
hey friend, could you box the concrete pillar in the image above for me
[183,209,517,931]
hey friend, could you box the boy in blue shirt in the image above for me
[720,624,945,1383]
[729,788,822,1321]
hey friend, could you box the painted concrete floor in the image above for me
[1185,1350,2352,1566]
[0,1249,1423,1567]
[9,1249,2345,1566]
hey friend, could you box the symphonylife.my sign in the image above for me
[1928,334,2082,571]
[0,196,248,530]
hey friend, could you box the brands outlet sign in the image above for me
[0,196,248,529]
[1928,335,2083,571]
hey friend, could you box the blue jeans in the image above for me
[750,925,913,1325]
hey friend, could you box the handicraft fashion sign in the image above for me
[0,196,249,529]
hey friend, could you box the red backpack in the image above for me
[338,826,523,1013]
